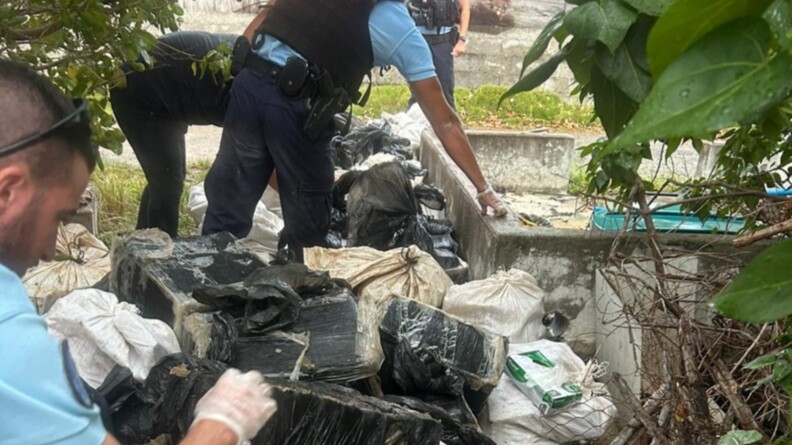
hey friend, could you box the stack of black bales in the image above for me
[107,231,503,445]
[100,354,442,445]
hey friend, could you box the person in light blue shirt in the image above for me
[0,266,107,444]
[0,59,276,445]
[203,0,507,261]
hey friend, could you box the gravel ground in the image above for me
[502,192,593,230]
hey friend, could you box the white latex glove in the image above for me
[477,184,509,217]
[192,369,278,445]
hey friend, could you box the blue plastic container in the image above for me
[592,205,745,234]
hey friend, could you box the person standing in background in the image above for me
[407,0,470,110]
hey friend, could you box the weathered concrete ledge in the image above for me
[419,130,764,361]
[466,130,576,194]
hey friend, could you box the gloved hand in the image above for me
[477,184,509,217]
[192,369,278,445]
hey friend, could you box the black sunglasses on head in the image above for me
[0,98,92,158]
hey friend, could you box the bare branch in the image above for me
[733,216,792,247]
[4,22,63,41]
[613,373,671,445]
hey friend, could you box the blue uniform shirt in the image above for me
[255,1,436,83]
[0,263,106,444]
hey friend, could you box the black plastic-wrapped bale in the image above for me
[109,230,266,348]
[384,395,497,445]
[345,162,434,256]
[233,288,384,384]
[378,298,507,414]
[103,353,440,445]
[256,380,442,445]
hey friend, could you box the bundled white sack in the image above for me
[486,340,616,443]
[381,103,430,149]
[442,269,545,342]
[23,223,111,311]
[188,182,283,262]
[479,410,559,445]
[305,245,451,307]
[261,186,283,219]
[45,289,181,388]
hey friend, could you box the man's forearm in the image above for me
[411,77,487,191]
[102,420,240,445]
[458,0,470,37]
[180,420,239,445]
[432,117,487,191]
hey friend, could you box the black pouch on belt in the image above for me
[230,36,251,77]
[278,57,309,97]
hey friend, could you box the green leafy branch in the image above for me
[0,0,185,154]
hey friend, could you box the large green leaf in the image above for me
[623,0,673,16]
[647,0,774,77]
[595,19,652,102]
[500,48,569,106]
[565,37,596,86]
[590,65,640,138]
[613,18,792,148]
[564,0,638,53]
[520,11,567,78]
[715,237,792,323]
[717,430,762,445]
[763,0,792,50]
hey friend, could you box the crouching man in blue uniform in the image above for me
[0,60,277,445]
[202,0,508,262]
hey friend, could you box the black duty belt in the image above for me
[242,54,282,78]
[243,53,317,99]
[422,29,458,45]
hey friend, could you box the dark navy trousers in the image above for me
[410,35,456,110]
[110,80,187,238]
[202,68,334,261]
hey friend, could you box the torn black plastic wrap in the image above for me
[192,263,340,335]
[97,366,155,444]
[102,354,441,445]
[232,287,384,383]
[413,183,446,211]
[378,298,507,415]
[257,380,442,445]
[109,230,266,346]
[100,354,228,444]
[330,121,413,169]
[384,395,497,445]
[344,162,434,255]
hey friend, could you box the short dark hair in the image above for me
[0,59,98,183]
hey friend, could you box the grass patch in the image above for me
[359,84,597,132]
[361,85,414,118]
[92,161,211,245]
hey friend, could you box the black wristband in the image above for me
[458,35,467,43]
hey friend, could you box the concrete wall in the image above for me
[371,1,577,95]
[419,130,601,356]
[419,130,764,363]
[467,130,575,194]
[178,0,259,13]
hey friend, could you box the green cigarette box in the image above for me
[505,350,583,415]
